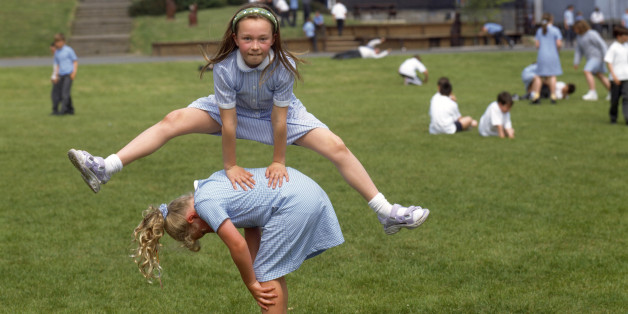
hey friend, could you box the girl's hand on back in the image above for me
[266,162,289,189]
[226,166,255,191]
[246,281,277,310]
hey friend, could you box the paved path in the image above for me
[0,45,540,68]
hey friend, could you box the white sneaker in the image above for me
[582,91,598,101]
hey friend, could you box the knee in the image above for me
[156,109,190,135]
[324,134,350,158]
[160,109,186,127]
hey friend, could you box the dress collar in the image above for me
[236,49,275,72]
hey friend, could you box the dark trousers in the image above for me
[302,3,311,22]
[289,9,297,26]
[332,50,360,60]
[493,31,511,45]
[564,27,575,47]
[609,80,628,123]
[308,35,317,52]
[336,19,344,36]
[52,74,74,114]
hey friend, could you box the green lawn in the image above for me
[0,50,626,312]
[0,0,77,58]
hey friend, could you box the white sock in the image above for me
[104,154,123,176]
[368,193,392,218]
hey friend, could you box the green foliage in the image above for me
[129,5,330,54]
[1,50,627,312]
[129,0,230,17]
[460,0,514,23]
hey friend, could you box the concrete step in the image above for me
[69,0,132,55]
[323,38,360,52]
[69,34,130,55]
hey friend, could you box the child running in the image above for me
[132,167,345,313]
[68,3,429,235]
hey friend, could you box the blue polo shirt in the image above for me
[484,23,503,34]
[54,45,78,76]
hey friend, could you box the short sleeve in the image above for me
[195,198,230,232]
[272,60,295,108]
[604,45,614,64]
[213,64,237,109]
[553,27,563,40]
[69,48,78,61]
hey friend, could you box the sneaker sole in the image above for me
[384,209,430,235]
[68,149,101,193]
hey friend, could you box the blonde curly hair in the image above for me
[131,193,198,285]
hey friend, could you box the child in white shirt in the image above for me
[399,55,428,86]
[604,25,628,124]
[479,92,515,138]
[429,77,477,134]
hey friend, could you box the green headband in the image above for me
[232,8,278,32]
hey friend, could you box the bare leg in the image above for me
[547,76,557,98]
[117,108,221,165]
[458,116,478,130]
[596,72,611,91]
[584,71,596,91]
[295,128,379,201]
[260,277,287,314]
[530,76,542,99]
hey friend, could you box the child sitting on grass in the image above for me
[429,77,477,134]
[479,91,515,139]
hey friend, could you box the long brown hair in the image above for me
[200,3,304,83]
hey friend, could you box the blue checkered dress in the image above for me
[188,50,327,145]
[194,167,344,282]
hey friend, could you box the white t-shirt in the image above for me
[590,11,604,24]
[604,41,628,81]
[399,57,427,77]
[555,81,566,99]
[331,3,347,20]
[479,101,512,137]
[429,93,461,134]
[276,0,289,13]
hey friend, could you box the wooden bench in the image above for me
[353,3,396,20]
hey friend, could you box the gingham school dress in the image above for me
[194,167,344,282]
[188,50,327,145]
[535,25,563,76]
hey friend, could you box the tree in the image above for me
[459,0,515,25]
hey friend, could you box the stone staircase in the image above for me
[323,35,362,52]
[69,0,133,55]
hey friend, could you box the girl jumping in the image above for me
[133,167,344,313]
[68,3,429,235]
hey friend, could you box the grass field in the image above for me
[1,50,627,312]
[0,0,76,58]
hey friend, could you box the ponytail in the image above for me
[541,13,552,35]
[132,206,166,285]
[131,193,196,285]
